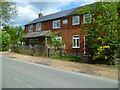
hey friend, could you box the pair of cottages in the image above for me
[23,5,90,55]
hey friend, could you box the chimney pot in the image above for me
[38,13,43,17]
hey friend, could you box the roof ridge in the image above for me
[25,3,94,25]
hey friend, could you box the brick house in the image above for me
[24,3,120,55]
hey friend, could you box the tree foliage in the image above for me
[0,31,10,51]
[46,32,64,49]
[77,2,119,64]
[2,26,25,45]
[0,0,17,26]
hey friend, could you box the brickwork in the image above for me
[25,14,87,54]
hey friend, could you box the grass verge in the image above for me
[52,55,81,62]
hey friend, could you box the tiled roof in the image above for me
[25,6,84,25]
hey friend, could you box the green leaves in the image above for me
[0,31,10,51]
[2,26,25,45]
[77,2,119,64]
[0,1,17,26]
[46,32,64,49]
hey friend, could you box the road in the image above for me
[2,56,119,88]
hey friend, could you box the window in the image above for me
[36,23,41,31]
[29,38,38,46]
[29,39,34,46]
[28,25,33,32]
[83,14,92,23]
[63,19,68,24]
[53,20,60,29]
[72,16,80,25]
[34,39,38,45]
[72,35,80,48]
[56,37,62,41]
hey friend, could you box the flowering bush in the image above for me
[93,45,113,64]
[77,2,119,65]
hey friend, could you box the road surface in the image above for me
[2,56,119,88]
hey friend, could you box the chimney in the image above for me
[38,13,43,17]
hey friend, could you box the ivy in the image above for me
[77,2,119,65]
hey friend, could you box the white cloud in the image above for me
[13,1,94,26]
[14,2,72,25]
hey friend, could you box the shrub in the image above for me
[0,31,10,51]
[93,45,116,65]
[52,55,81,62]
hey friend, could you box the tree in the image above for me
[15,26,25,45]
[0,0,17,26]
[77,2,119,64]
[0,31,10,51]
[2,26,25,45]
[46,32,64,49]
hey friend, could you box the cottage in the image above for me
[23,4,93,55]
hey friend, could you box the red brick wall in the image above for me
[24,14,87,53]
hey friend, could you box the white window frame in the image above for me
[83,14,92,23]
[72,35,80,48]
[28,25,33,32]
[72,16,80,25]
[36,23,41,31]
[56,37,62,41]
[53,20,60,29]
[63,19,68,24]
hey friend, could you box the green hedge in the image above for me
[52,55,81,62]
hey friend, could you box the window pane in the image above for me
[75,16,78,23]
[73,35,80,48]
[74,39,76,47]
[77,39,79,47]
[57,21,59,27]
[84,14,92,23]
[73,16,80,25]
[29,39,34,46]
[53,20,60,28]
[35,39,38,45]
[74,36,79,38]
[63,19,68,24]
[29,25,33,32]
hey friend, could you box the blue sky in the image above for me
[60,2,90,10]
[13,1,95,26]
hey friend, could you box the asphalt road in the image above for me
[2,56,119,88]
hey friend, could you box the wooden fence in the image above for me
[10,45,81,57]
[10,45,48,56]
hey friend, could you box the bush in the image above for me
[0,31,10,51]
[93,45,116,65]
[52,55,81,62]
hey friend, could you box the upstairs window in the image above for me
[72,35,80,48]
[36,23,41,31]
[63,19,68,24]
[28,25,33,32]
[83,14,92,23]
[53,20,60,29]
[72,16,80,25]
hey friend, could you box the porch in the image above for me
[23,30,51,46]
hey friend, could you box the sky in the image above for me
[12,1,97,26]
